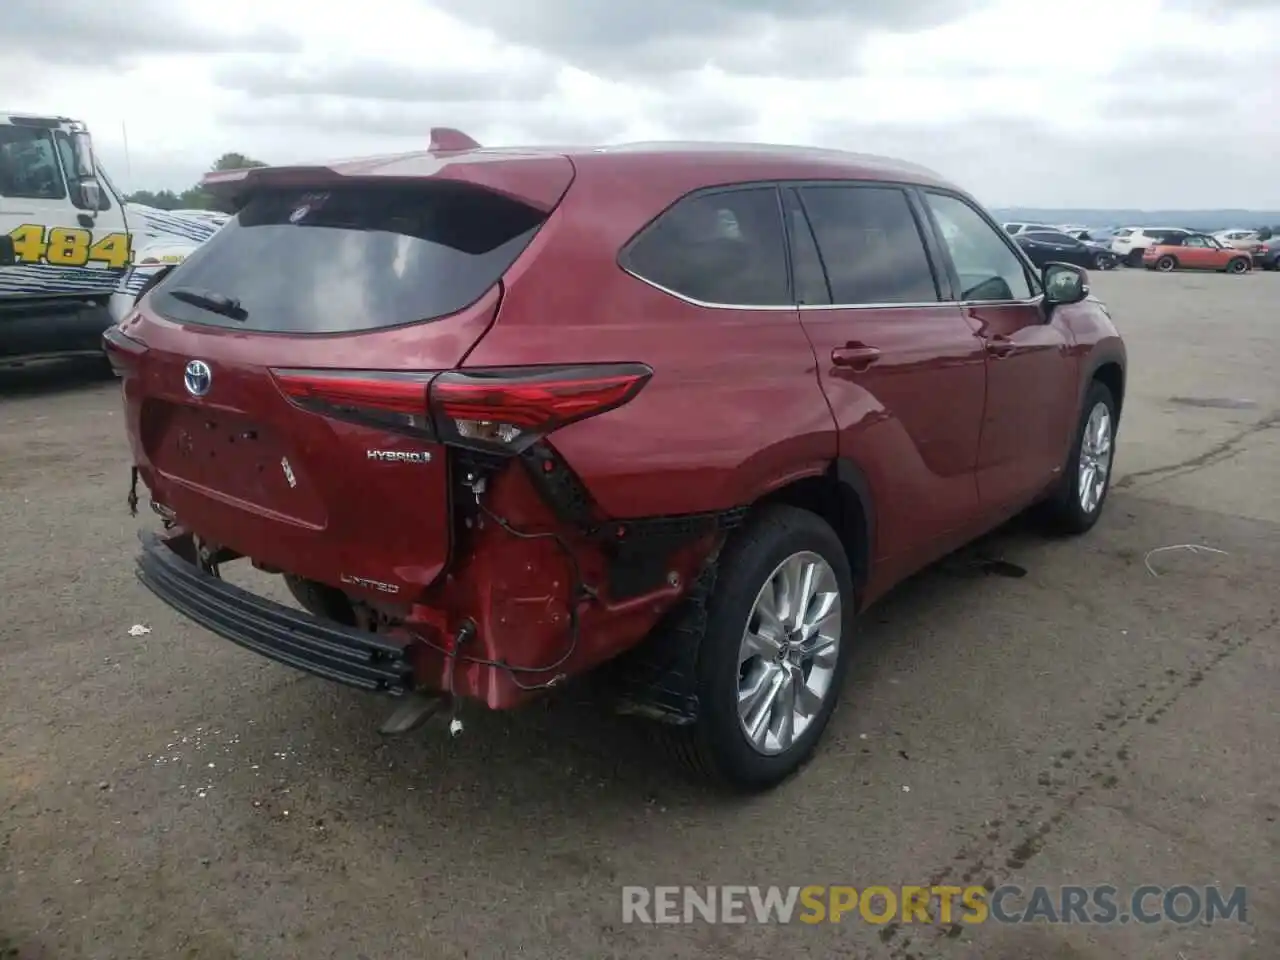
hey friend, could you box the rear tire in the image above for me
[1040,380,1118,536]
[1155,255,1177,272]
[1227,257,1249,274]
[659,505,854,791]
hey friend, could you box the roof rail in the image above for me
[429,127,481,152]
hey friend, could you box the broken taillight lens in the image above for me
[271,363,653,454]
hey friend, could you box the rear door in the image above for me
[918,190,1078,512]
[1178,235,1216,269]
[120,175,567,597]
[788,181,986,584]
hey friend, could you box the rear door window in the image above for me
[150,182,547,333]
[796,185,940,305]
[622,186,791,306]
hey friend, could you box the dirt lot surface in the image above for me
[2,269,1277,960]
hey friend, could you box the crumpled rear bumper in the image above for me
[135,530,415,695]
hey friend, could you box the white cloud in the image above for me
[2,0,1276,207]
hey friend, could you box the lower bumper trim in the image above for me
[135,530,414,695]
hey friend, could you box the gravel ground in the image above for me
[2,269,1277,960]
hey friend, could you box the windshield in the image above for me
[150,182,546,334]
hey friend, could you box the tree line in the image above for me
[124,152,267,211]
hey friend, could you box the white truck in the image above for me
[1,112,223,368]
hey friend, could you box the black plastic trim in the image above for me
[519,440,598,529]
[602,506,747,600]
[608,555,720,726]
[135,531,414,695]
[834,458,875,594]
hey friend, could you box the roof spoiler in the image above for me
[200,128,483,208]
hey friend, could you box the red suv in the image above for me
[105,133,1127,791]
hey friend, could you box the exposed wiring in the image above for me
[414,490,597,692]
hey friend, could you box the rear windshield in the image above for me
[150,182,546,333]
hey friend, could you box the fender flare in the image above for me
[834,457,876,595]
[1081,341,1127,418]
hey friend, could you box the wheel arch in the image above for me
[1090,359,1125,418]
[754,458,874,607]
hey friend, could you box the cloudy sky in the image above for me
[3,0,1277,209]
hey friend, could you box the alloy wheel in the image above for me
[1078,402,1114,515]
[736,551,842,756]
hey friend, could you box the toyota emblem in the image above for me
[184,360,212,397]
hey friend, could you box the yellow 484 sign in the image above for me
[7,223,132,270]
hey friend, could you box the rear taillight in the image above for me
[430,365,652,454]
[272,364,652,455]
[272,370,436,436]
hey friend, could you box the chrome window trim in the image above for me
[620,267,798,311]
[622,265,1047,312]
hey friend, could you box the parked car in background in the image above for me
[1251,235,1280,270]
[1065,228,1120,243]
[107,135,1127,791]
[1015,229,1118,270]
[1142,233,1252,274]
[1110,226,1194,266]
[1001,222,1052,236]
[1213,229,1261,250]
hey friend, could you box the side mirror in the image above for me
[68,129,103,214]
[1043,262,1088,305]
[70,130,96,179]
[0,234,15,266]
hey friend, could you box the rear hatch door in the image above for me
[126,166,570,597]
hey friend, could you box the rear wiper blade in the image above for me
[168,286,248,322]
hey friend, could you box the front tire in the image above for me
[664,505,854,791]
[1041,381,1118,535]
[1227,257,1249,274]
